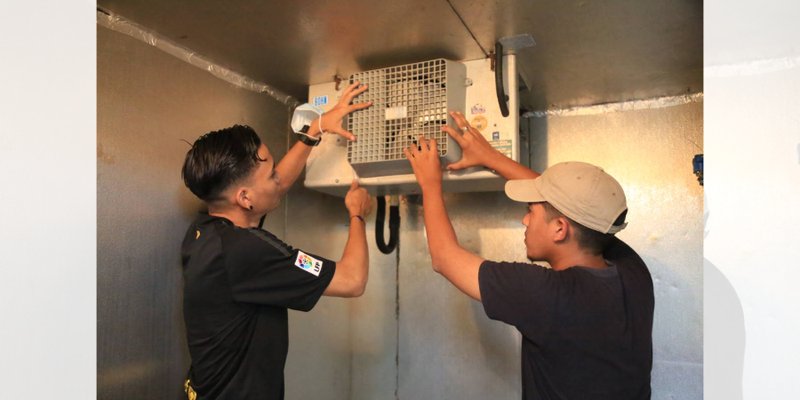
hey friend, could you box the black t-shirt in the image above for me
[479,238,654,400]
[180,213,336,400]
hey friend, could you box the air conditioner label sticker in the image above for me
[385,106,408,120]
[313,95,328,107]
[471,104,486,114]
[470,115,488,131]
[491,139,513,159]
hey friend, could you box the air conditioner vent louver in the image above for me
[346,59,466,177]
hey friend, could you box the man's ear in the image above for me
[234,187,250,210]
[552,217,570,243]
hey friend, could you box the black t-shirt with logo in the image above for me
[181,213,335,400]
[479,238,654,400]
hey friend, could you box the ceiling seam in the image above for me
[444,0,489,58]
[522,93,704,118]
[97,8,300,108]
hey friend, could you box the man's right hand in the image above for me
[443,111,502,171]
[345,179,371,219]
[326,178,371,298]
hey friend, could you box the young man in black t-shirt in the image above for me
[405,111,654,399]
[180,82,372,399]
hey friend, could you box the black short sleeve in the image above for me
[478,260,558,330]
[222,228,335,311]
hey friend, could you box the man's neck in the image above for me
[208,207,260,229]
[549,252,608,271]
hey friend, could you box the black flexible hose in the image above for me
[376,196,400,254]
[495,41,510,117]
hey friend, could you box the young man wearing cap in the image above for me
[180,82,373,399]
[404,111,654,399]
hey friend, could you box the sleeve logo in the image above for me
[294,251,322,277]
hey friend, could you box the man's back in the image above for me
[480,238,654,399]
[181,213,335,399]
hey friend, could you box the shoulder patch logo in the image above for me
[294,251,323,277]
[195,229,201,240]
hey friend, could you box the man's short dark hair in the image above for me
[182,125,266,202]
[540,202,627,255]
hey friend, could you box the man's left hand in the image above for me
[313,81,372,141]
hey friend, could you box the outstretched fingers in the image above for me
[348,100,373,113]
[330,127,356,141]
[449,110,469,128]
[405,135,439,164]
[442,125,467,146]
[340,81,368,105]
[449,110,482,139]
[427,138,438,153]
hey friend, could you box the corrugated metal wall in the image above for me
[97,26,290,399]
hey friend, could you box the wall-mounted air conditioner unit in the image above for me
[305,55,519,197]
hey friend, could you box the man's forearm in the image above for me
[274,141,314,195]
[421,186,461,269]
[420,185,484,301]
[406,134,483,301]
[484,152,540,180]
[339,216,369,295]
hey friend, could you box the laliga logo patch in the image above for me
[294,251,322,277]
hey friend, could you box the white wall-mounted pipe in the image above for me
[96,9,300,108]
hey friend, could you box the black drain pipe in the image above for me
[376,196,400,254]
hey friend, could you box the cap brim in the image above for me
[504,179,545,203]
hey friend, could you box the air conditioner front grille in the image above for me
[346,59,465,177]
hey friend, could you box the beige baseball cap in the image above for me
[505,161,628,234]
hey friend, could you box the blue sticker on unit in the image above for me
[492,131,500,141]
[313,95,328,107]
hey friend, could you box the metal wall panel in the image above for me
[283,186,399,400]
[97,26,290,399]
[397,192,525,400]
